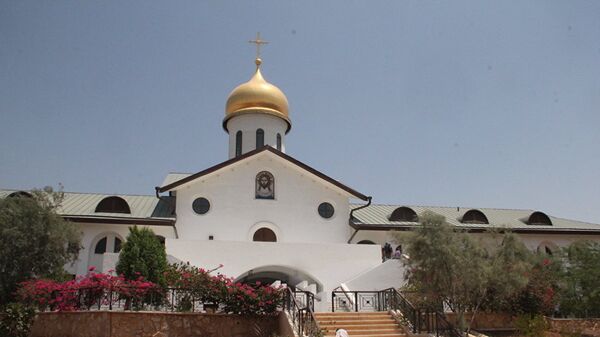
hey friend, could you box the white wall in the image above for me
[68,223,176,276]
[350,229,600,254]
[174,151,354,244]
[166,239,382,311]
[227,113,287,158]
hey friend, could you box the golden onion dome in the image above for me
[224,58,291,133]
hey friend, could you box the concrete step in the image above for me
[315,313,392,319]
[322,327,403,334]
[315,311,406,337]
[319,323,399,329]
[324,334,405,337]
[318,319,397,325]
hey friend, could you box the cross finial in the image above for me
[248,32,269,64]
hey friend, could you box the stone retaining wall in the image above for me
[445,312,515,330]
[546,317,600,337]
[30,311,291,337]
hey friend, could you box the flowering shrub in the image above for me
[223,281,282,315]
[165,263,284,315]
[17,267,161,311]
[503,256,561,315]
[17,264,284,315]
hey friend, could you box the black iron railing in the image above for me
[283,288,320,337]
[68,287,217,312]
[293,289,315,313]
[331,288,462,337]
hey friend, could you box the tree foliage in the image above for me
[116,226,167,287]
[0,187,81,305]
[502,254,560,316]
[559,240,600,317]
[398,212,532,334]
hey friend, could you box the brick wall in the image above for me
[30,311,291,337]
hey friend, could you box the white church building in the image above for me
[3,52,600,312]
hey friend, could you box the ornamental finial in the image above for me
[248,32,268,69]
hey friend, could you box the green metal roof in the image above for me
[351,204,600,233]
[0,189,174,221]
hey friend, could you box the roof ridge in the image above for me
[356,202,535,212]
[0,188,155,198]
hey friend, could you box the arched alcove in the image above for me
[461,209,489,224]
[235,265,323,293]
[95,196,131,214]
[389,207,418,222]
[528,211,552,226]
[253,228,277,242]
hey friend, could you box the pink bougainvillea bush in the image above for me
[223,281,283,315]
[164,262,284,315]
[17,267,161,312]
[17,263,284,315]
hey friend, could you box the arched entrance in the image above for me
[235,265,323,293]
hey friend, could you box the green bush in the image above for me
[0,303,35,337]
[515,314,548,337]
[116,226,167,287]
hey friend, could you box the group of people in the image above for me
[381,243,402,261]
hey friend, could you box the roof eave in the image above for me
[158,146,369,201]
[63,215,175,227]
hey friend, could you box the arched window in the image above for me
[276,133,282,151]
[253,228,277,242]
[256,129,264,149]
[93,236,122,254]
[389,207,418,222]
[357,240,376,245]
[461,209,489,224]
[95,196,131,214]
[537,241,558,255]
[8,191,33,198]
[528,211,552,226]
[235,131,243,157]
[255,171,275,199]
[94,237,107,254]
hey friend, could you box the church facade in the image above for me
[3,52,600,312]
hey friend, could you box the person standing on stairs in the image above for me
[335,328,349,337]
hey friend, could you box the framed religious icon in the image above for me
[255,171,275,199]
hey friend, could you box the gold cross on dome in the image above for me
[248,32,269,59]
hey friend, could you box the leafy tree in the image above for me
[116,226,167,287]
[559,240,600,317]
[398,212,532,335]
[0,187,81,305]
[502,254,561,316]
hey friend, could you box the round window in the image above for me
[192,197,210,215]
[318,202,335,219]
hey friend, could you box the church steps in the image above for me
[315,312,405,337]
[317,319,397,325]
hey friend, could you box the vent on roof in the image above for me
[461,209,489,224]
[95,196,131,214]
[528,211,552,226]
[8,191,33,198]
[389,207,418,222]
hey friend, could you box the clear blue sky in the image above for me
[1,1,599,223]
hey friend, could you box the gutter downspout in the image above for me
[155,186,179,239]
[347,196,372,243]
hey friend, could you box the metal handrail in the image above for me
[331,288,462,337]
[283,288,321,337]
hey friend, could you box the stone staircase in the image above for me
[314,312,406,337]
